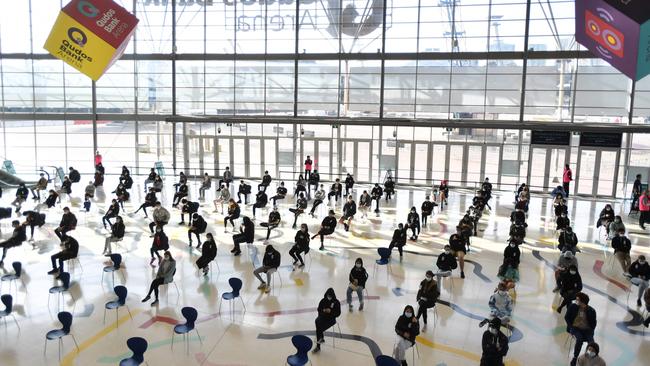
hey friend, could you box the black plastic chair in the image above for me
[219,277,246,320]
[104,285,133,325]
[119,336,149,366]
[0,294,20,332]
[172,306,203,353]
[102,253,124,287]
[0,261,26,293]
[48,272,74,311]
[44,311,79,362]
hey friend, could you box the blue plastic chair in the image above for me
[1,261,25,293]
[104,285,133,325]
[219,277,246,319]
[119,337,148,366]
[286,335,312,366]
[172,306,203,353]
[375,355,400,366]
[48,272,75,310]
[374,247,392,278]
[102,254,124,287]
[44,311,79,362]
[0,294,20,331]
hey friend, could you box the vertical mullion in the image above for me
[518,0,532,122]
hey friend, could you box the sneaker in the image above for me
[298,263,305,268]
[319,245,324,251]
[233,251,241,256]
[317,338,325,344]
[149,258,156,265]
[638,299,642,307]
[149,234,155,238]
[293,260,299,265]
[313,345,321,353]
[179,221,185,225]
[478,319,489,327]
[460,271,465,279]
[644,318,650,327]
[141,296,150,302]
[47,268,59,275]
[359,303,364,311]
[203,268,209,276]
[264,286,271,293]
[348,304,353,312]
[257,283,267,290]
[570,357,577,366]
[552,286,560,293]
[151,299,159,306]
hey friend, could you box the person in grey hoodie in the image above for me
[141,251,176,306]
[309,184,327,217]
[149,201,170,236]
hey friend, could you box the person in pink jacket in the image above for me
[563,164,572,197]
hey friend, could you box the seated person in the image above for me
[346,258,368,311]
[309,184,326,217]
[237,180,252,204]
[311,210,337,250]
[558,227,579,254]
[54,207,76,241]
[152,175,164,192]
[627,255,650,307]
[289,193,308,229]
[384,176,395,200]
[271,182,288,206]
[416,270,440,325]
[252,190,268,217]
[141,251,176,306]
[172,182,189,207]
[134,188,157,218]
[371,183,383,213]
[84,181,95,199]
[596,204,615,229]
[497,258,520,290]
[47,235,79,275]
[612,228,632,273]
[308,169,320,193]
[339,195,356,231]
[488,282,513,325]
[224,199,241,231]
[358,190,372,219]
[253,244,281,293]
[328,179,343,204]
[556,212,570,232]
[188,213,207,247]
[103,215,125,255]
[149,226,169,265]
[421,196,436,226]
[179,199,199,226]
[102,199,120,229]
[406,207,420,240]
[93,170,104,187]
[608,215,625,239]
[217,167,233,190]
[557,265,583,313]
[0,220,27,264]
[564,292,597,366]
[289,224,310,268]
[503,240,521,268]
[554,250,578,292]
[258,171,272,192]
[149,202,170,235]
[68,167,81,183]
[11,183,29,213]
[344,173,355,196]
[22,210,45,241]
[143,168,157,192]
[392,305,419,363]
[435,245,458,283]
[480,318,509,366]
[115,184,130,210]
[213,184,231,213]
[449,227,468,279]
[294,176,308,198]
[31,173,48,200]
[198,173,211,200]
[388,223,407,258]
[313,288,342,353]
[173,172,187,192]
[260,207,281,242]
[58,176,72,202]
[196,233,217,276]
[231,216,254,256]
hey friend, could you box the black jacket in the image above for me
[239,184,251,194]
[144,192,157,204]
[177,184,188,195]
[345,176,354,188]
[153,231,169,250]
[296,197,308,210]
[295,230,310,251]
[321,216,337,231]
[503,245,521,265]
[371,186,383,198]
[558,232,578,252]
[63,236,79,256]
[436,252,458,271]
[121,175,133,189]
[241,219,255,242]
[510,211,526,225]
[112,222,125,239]
[261,174,272,185]
[330,183,342,193]
[201,239,217,260]
[629,260,650,280]
[394,315,419,344]
[46,193,58,208]
[317,294,341,321]
[228,205,241,219]
[611,236,631,254]
[62,180,72,194]
[558,271,583,294]
[349,266,368,288]
[16,187,28,199]
[556,216,570,230]
[309,172,320,184]
[480,330,509,365]
[391,228,407,247]
[60,212,77,229]
[69,169,80,183]
[342,201,357,217]
[106,202,120,217]
[276,186,288,197]
[268,211,281,226]
[192,216,208,232]
[555,204,568,217]
[384,180,395,193]
[255,192,268,206]
[407,212,420,226]
[564,304,597,334]
[359,194,372,207]
[262,248,281,268]
[416,279,440,303]
[421,201,434,215]
[449,233,466,253]
[183,201,200,214]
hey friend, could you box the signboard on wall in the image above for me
[531,131,571,145]
[579,132,623,148]
[44,0,139,81]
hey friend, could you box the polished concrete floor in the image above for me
[0,175,648,366]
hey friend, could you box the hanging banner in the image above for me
[575,0,650,81]
[43,0,139,81]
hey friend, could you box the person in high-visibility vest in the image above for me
[563,164,572,198]
[639,189,650,230]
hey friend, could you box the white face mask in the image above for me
[570,271,577,275]
[426,276,433,281]
[355,263,362,268]
[326,296,332,301]
[445,250,451,254]
[509,243,515,248]
[586,351,596,358]
[640,261,646,265]
[498,290,507,296]
[404,312,413,318]
[489,327,498,334]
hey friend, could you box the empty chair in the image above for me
[172,306,203,353]
[101,253,125,287]
[375,355,400,366]
[219,277,246,319]
[0,294,20,331]
[44,311,79,362]
[119,336,148,366]
[48,272,74,310]
[0,261,26,293]
[286,335,312,366]
[104,285,133,325]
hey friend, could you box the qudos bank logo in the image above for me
[584,7,624,59]
[78,0,100,18]
[67,27,88,47]
[324,0,384,38]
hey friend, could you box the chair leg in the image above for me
[103,307,107,324]
[12,315,20,331]
[171,331,175,350]
[195,328,203,345]
[126,305,133,320]
[71,334,80,351]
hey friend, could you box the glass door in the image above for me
[217,137,231,178]
[397,142,412,184]
[448,144,464,185]
[318,141,332,181]
[357,141,371,182]
[466,145,483,184]
[484,145,501,186]
[248,139,261,178]
[413,143,429,185]
[576,148,620,197]
[529,147,547,190]
[528,146,568,193]
[187,136,202,177]
[202,137,216,177]
[431,144,447,184]
[232,138,247,178]
[596,150,619,197]
[342,141,355,177]
[263,139,277,178]
[576,149,597,196]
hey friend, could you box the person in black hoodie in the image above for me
[134,188,157,218]
[557,265,583,313]
[565,292,597,366]
[313,288,341,353]
[47,235,79,275]
[270,181,288,206]
[480,317,509,366]
[237,180,251,204]
[0,220,26,264]
[180,199,200,226]
[232,216,254,256]
[196,233,217,276]
[172,181,189,207]
[627,255,650,307]
[68,167,81,184]
[416,270,440,325]
[421,196,435,226]
[115,184,130,210]
[328,178,343,204]
[611,228,632,274]
[103,215,125,255]
[253,244,281,292]
[289,193,308,229]
[289,224,311,268]
[188,213,207,247]
[149,226,169,265]
[311,210,337,250]
[449,227,467,279]
[346,258,368,312]
[503,241,521,268]
[54,207,76,241]
[556,212,570,232]
[344,173,355,196]
[103,199,120,229]
[435,245,457,283]
[384,176,395,201]
[58,176,72,203]
[388,223,407,259]
[558,227,579,254]
[260,206,281,242]
[339,195,356,231]
[252,190,268,218]
[258,171,272,192]
[393,305,420,365]
[308,169,320,194]
[22,210,45,242]
[11,183,28,213]
[406,207,420,240]
[371,183,383,214]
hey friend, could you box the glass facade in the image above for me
[1,0,649,198]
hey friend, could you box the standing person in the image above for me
[632,174,643,212]
[196,233,217,276]
[565,292,597,366]
[253,244,281,293]
[339,195,356,231]
[480,318,509,366]
[557,265,583,313]
[217,167,233,191]
[149,202,170,236]
[260,206,281,242]
[421,196,435,226]
[393,305,420,366]
[141,251,176,306]
[563,164,573,198]
[344,173,355,196]
[149,226,169,265]
[627,255,650,307]
[438,180,449,209]
[436,245,458,283]
[270,181,288,206]
[639,189,650,230]
[611,228,632,274]
[198,173,212,200]
[224,199,241,232]
[94,150,103,168]
[231,216,254,256]
[358,190,372,219]
[47,235,79,275]
[54,207,76,241]
[0,220,27,265]
[304,155,313,180]
[576,343,606,366]
[289,224,310,268]
[406,207,420,240]
[416,270,440,325]
[388,223,407,259]
[103,216,125,255]
[236,180,251,204]
[327,178,342,205]
[31,173,48,200]
[346,258,368,312]
[309,184,326,217]
[134,188,157,218]
[371,183,383,214]
[311,210,337,250]
[258,171,272,192]
[289,193,308,229]
[252,189,268,218]
[102,199,120,229]
[313,288,341,353]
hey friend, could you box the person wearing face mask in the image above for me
[339,195,356,232]
[503,240,521,268]
[289,193,309,229]
[480,317,509,366]
[253,244,281,293]
[449,227,468,278]
[231,216,254,256]
[406,207,420,241]
[311,210,337,251]
[260,206,281,243]
[309,184,326,217]
[103,215,125,255]
[416,271,440,325]
[358,190,372,219]
[596,204,615,229]
[626,255,650,307]
[436,245,458,284]
[371,183,383,214]
[388,223,408,259]
[149,226,169,266]
[554,251,578,292]
[346,258,368,312]
[607,215,625,239]
[141,251,176,306]
[313,288,341,353]
[557,265,583,313]
[565,292,597,366]
[289,224,310,268]
[393,305,420,366]
[611,228,631,274]
[327,178,343,204]
[196,233,217,276]
[421,196,436,226]
[252,189,268,218]
[344,173,355,196]
[556,212,571,232]
[497,258,519,290]
[270,181,288,206]
[576,342,606,366]
[558,226,579,254]
[488,282,513,326]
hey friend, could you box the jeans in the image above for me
[393,336,413,361]
[569,328,594,359]
[435,270,452,284]
[253,266,275,284]
[631,277,649,301]
[346,285,364,305]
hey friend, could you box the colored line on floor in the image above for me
[593,259,630,292]
[96,335,202,363]
[258,330,382,359]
